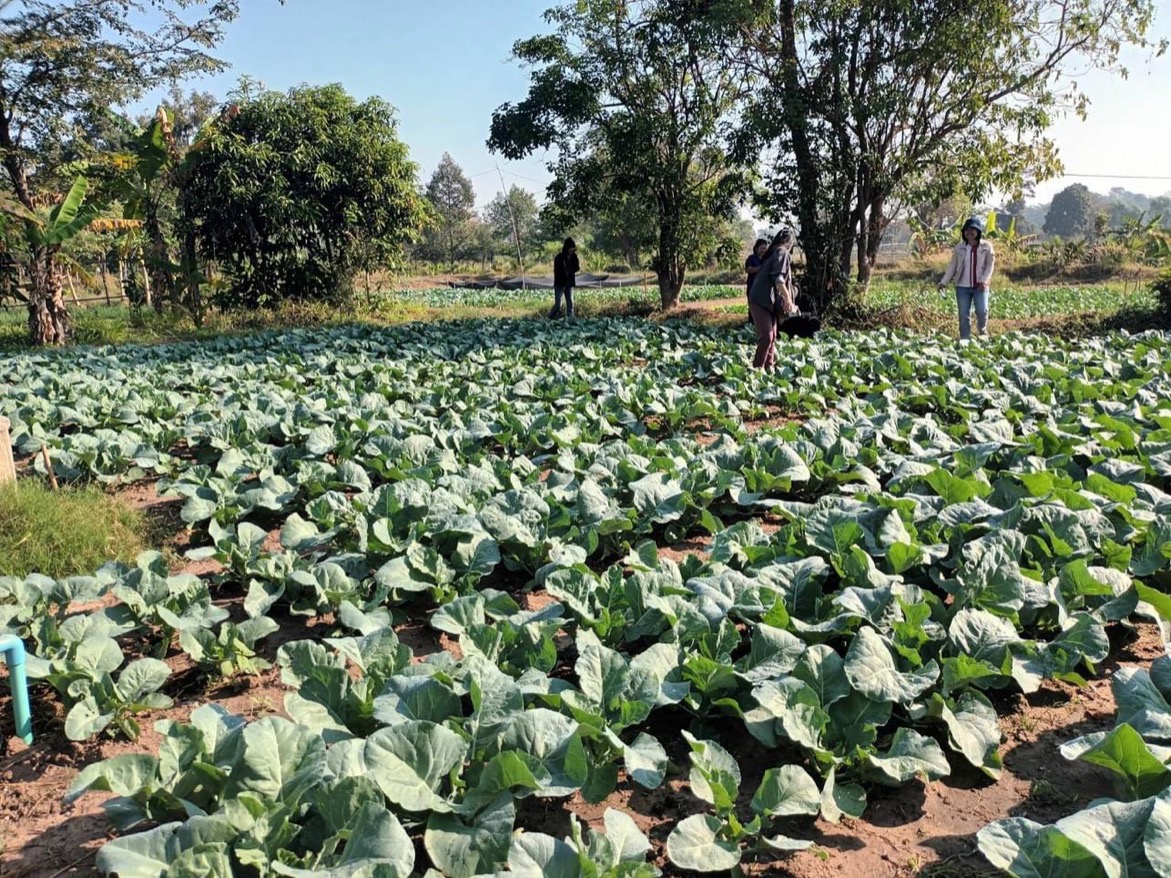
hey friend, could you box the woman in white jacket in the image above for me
[938,216,995,339]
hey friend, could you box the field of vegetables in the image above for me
[1,315,1170,877]
[382,280,1160,320]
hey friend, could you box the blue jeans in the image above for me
[549,285,574,319]
[955,285,989,339]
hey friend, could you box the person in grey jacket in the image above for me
[939,216,996,339]
[747,229,795,369]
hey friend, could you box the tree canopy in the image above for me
[0,0,257,344]
[488,0,747,309]
[1044,183,1097,238]
[720,0,1161,310]
[484,184,540,263]
[180,83,430,307]
[422,153,476,269]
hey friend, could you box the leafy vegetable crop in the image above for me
[979,658,1171,877]
[2,316,1170,874]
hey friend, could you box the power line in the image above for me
[498,169,549,186]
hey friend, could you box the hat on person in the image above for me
[961,216,985,236]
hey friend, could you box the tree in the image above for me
[1108,198,1143,230]
[1148,195,1171,227]
[152,84,219,148]
[488,0,746,309]
[1005,197,1028,219]
[180,83,431,308]
[0,178,103,343]
[484,184,540,264]
[586,191,659,271]
[466,217,498,271]
[0,0,259,345]
[425,154,476,270]
[725,0,1160,312]
[1044,183,1097,238]
[87,110,184,313]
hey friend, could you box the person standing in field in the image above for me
[747,229,796,370]
[745,237,768,316]
[939,216,995,339]
[549,237,580,320]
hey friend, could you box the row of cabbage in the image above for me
[2,318,1171,875]
[379,283,741,310]
[386,281,1158,319]
[866,282,1158,319]
[978,658,1171,877]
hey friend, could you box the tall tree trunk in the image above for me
[858,194,888,288]
[27,249,70,346]
[145,209,174,313]
[656,262,685,310]
[854,197,871,288]
[655,201,686,309]
[777,0,850,315]
[180,229,205,327]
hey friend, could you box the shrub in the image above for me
[181,84,431,309]
[1152,267,1171,320]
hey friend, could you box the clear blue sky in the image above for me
[138,0,558,208]
[135,0,1171,209]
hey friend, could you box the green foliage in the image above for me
[0,0,241,182]
[488,0,747,308]
[5,315,1171,873]
[180,83,430,308]
[979,662,1171,876]
[0,1,255,344]
[484,184,541,262]
[0,480,147,578]
[1153,267,1171,320]
[1045,184,1097,239]
[419,153,477,269]
[728,0,1162,307]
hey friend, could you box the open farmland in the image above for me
[2,317,1171,877]
[381,280,1160,319]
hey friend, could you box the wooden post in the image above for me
[0,416,15,486]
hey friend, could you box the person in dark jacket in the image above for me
[747,229,795,369]
[745,237,768,314]
[549,238,580,319]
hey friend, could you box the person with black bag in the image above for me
[747,229,796,369]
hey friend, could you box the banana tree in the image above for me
[1,177,102,345]
[907,215,961,255]
[982,211,1036,255]
[99,109,181,312]
[1109,212,1171,266]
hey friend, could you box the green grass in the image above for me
[0,479,150,578]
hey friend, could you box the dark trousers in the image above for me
[549,285,575,318]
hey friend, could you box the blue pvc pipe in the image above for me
[0,634,33,744]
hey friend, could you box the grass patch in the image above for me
[0,479,149,578]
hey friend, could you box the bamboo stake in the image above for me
[40,445,58,491]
